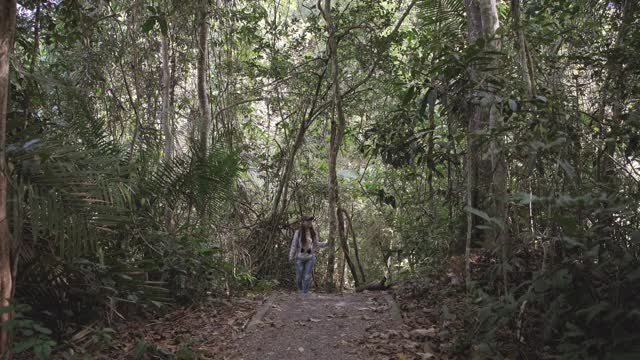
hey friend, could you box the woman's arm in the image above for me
[314,230,328,248]
[289,230,299,261]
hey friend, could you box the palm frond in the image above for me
[417,0,466,42]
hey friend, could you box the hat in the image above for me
[301,215,315,222]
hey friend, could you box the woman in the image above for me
[288,215,327,294]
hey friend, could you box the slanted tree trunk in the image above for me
[341,208,366,283]
[264,67,327,263]
[0,0,17,354]
[337,208,360,287]
[321,0,347,292]
[512,0,535,98]
[197,0,212,153]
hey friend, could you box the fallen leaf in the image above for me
[410,327,436,338]
[417,352,436,359]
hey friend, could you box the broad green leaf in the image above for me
[141,17,157,33]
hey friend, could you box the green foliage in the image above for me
[1,305,56,359]
[8,66,239,335]
[161,235,227,304]
[141,144,239,221]
[6,0,640,357]
[473,248,640,359]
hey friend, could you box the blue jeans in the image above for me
[295,255,316,293]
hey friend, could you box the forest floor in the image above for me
[84,278,471,359]
[237,291,398,360]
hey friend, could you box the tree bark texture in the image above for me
[160,28,175,235]
[0,0,17,354]
[512,0,535,98]
[197,0,212,153]
[337,208,360,287]
[341,208,366,284]
[322,0,347,292]
[464,0,508,290]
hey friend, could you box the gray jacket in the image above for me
[288,229,328,261]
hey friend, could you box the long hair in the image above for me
[299,220,317,245]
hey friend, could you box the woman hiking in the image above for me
[288,215,327,294]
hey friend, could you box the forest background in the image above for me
[0,0,639,358]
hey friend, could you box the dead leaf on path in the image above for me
[403,341,421,350]
[298,346,305,353]
[309,317,321,322]
[410,327,437,339]
[417,351,436,359]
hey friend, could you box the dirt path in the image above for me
[236,291,398,360]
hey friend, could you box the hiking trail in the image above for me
[235,291,399,359]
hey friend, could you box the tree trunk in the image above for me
[23,0,40,128]
[464,0,485,249]
[464,0,508,291]
[326,109,339,291]
[0,0,17,354]
[465,137,473,292]
[338,252,345,291]
[197,0,212,153]
[265,66,327,256]
[337,207,360,287]
[512,0,535,98]
[322,0,347,292]
[341,208,366,283]
[160,27,175,235]
[481,0,510,293]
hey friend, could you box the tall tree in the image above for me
[320,0,347,291]
[0,0,17,354]
[464,0,507,290]
[160,15,175,234]
[197,0,212,152]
